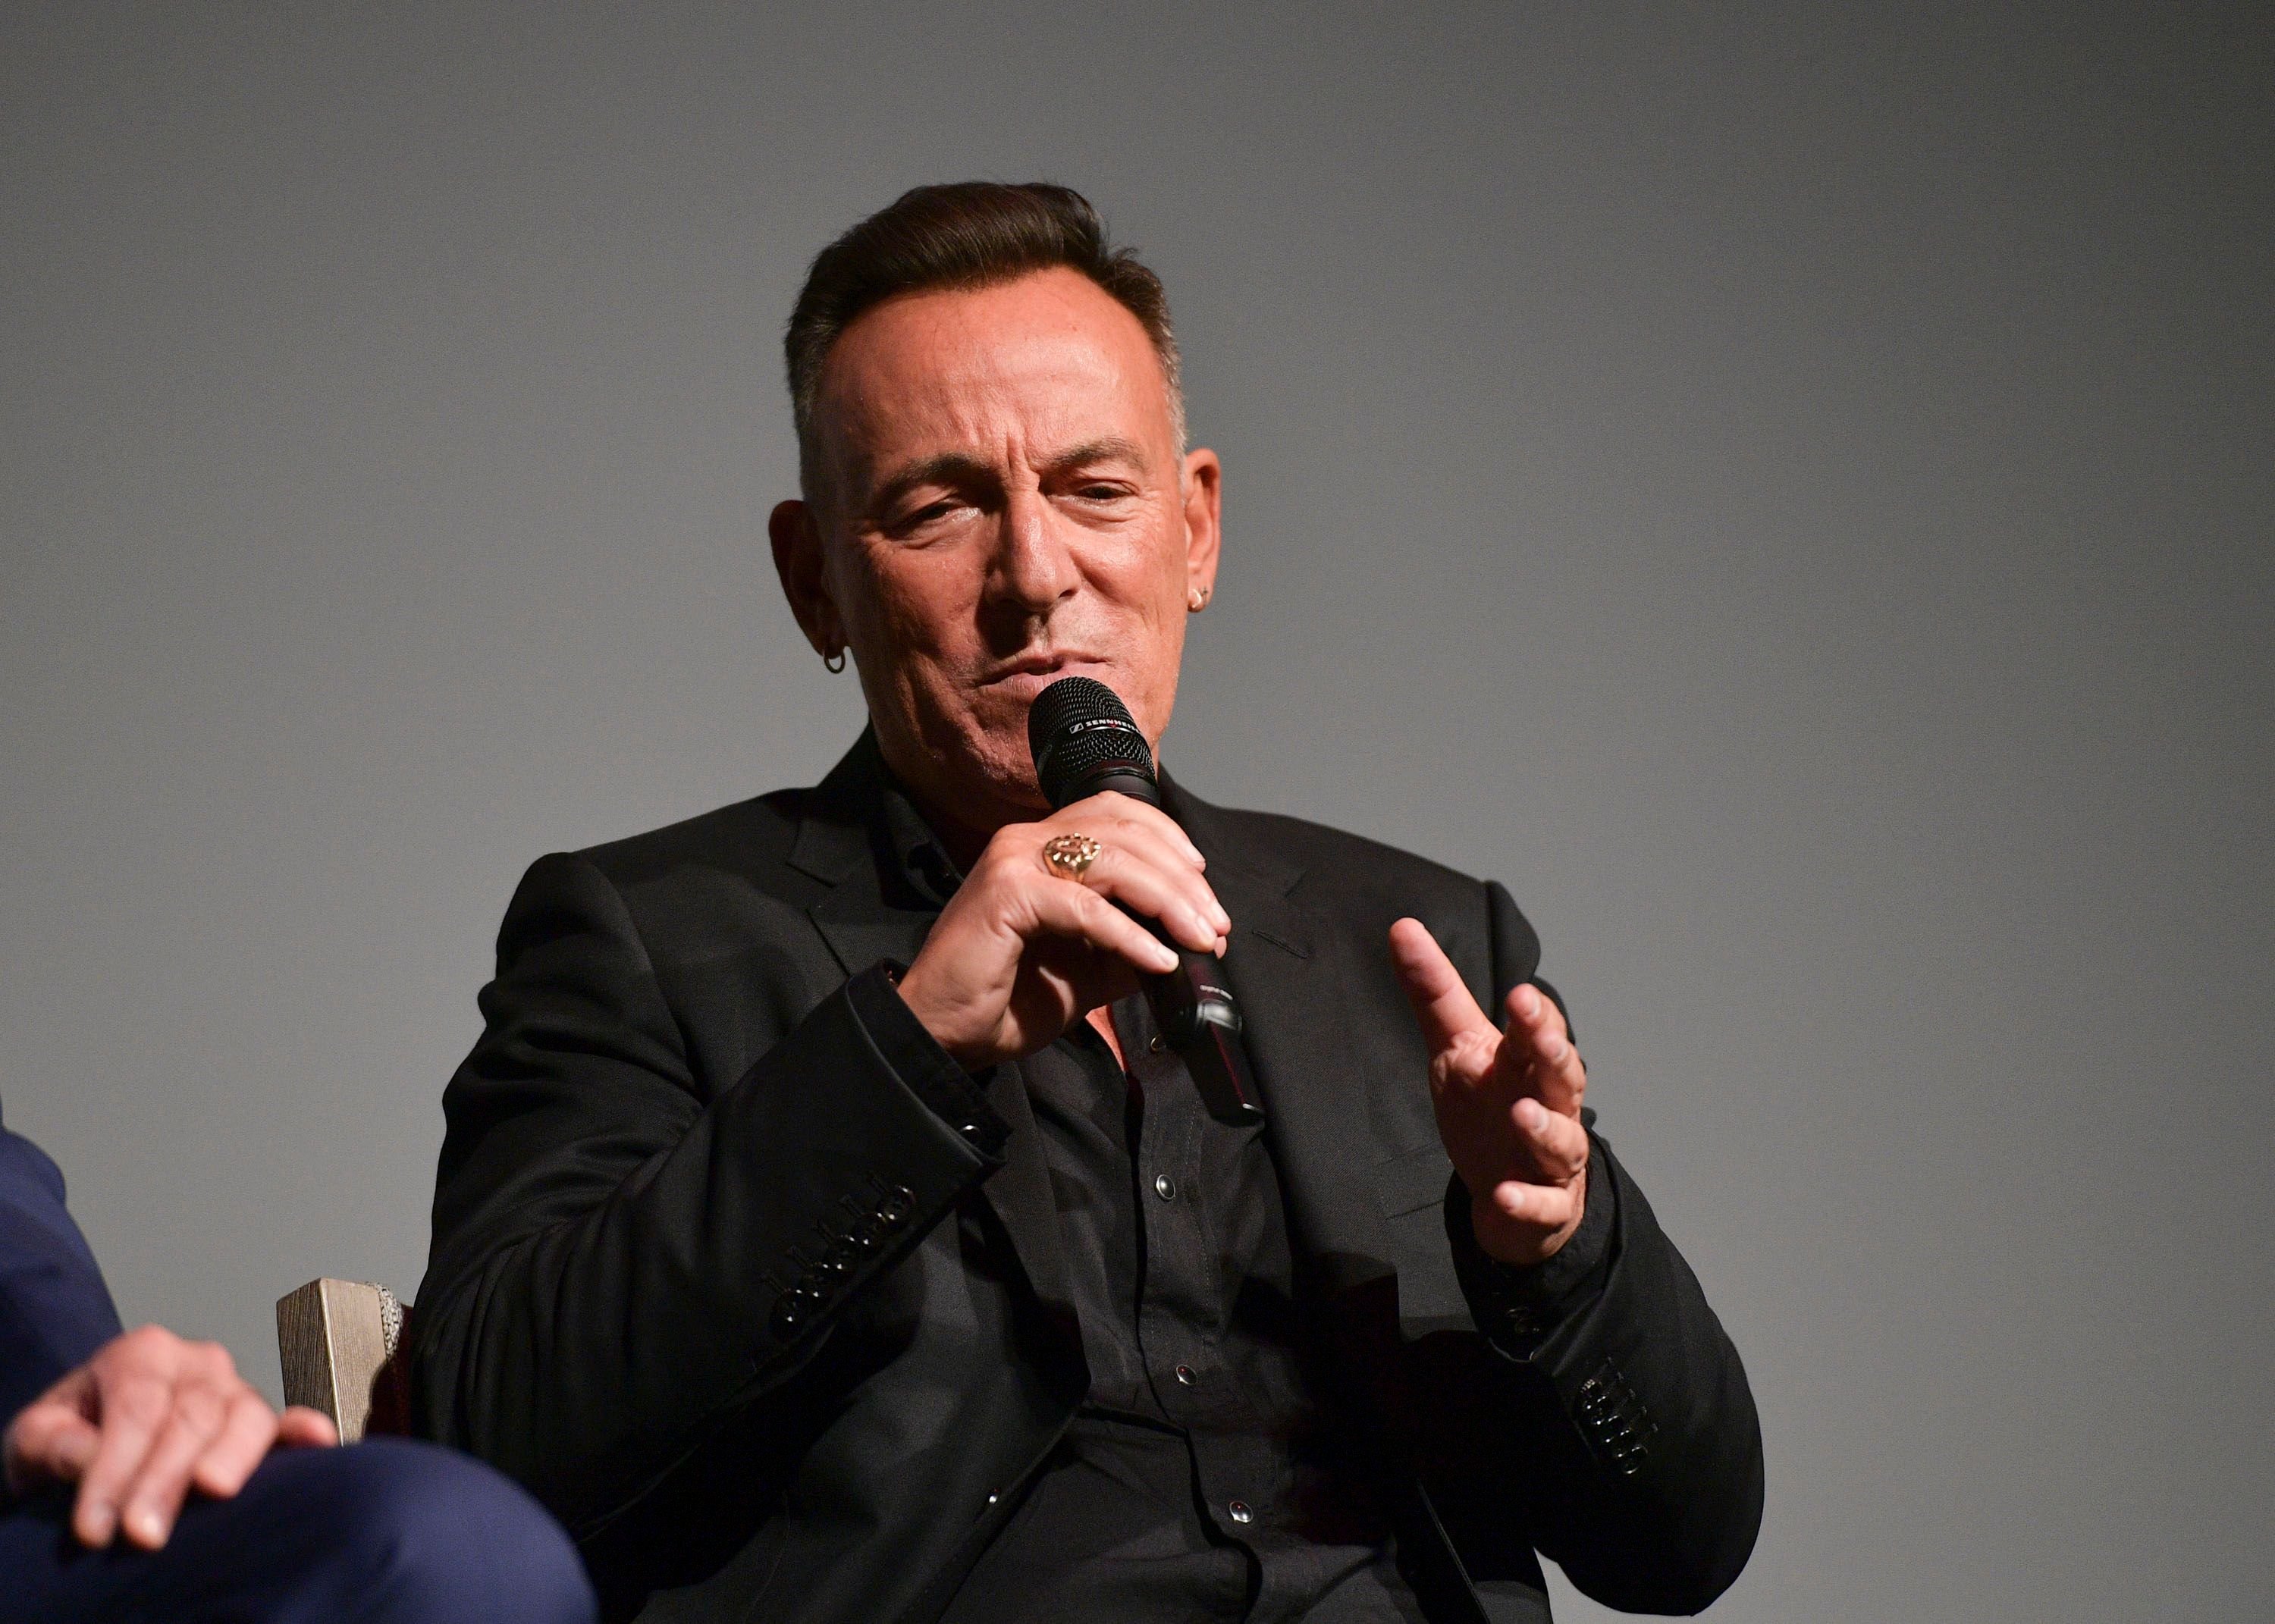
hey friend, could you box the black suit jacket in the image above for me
[411,736,1762,1622]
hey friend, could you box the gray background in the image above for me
[3,5,2267,1619]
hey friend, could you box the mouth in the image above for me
[978,652,1112,700]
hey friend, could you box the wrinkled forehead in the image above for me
[811,269,1176,506]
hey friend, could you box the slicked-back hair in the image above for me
[785,182,1184,500]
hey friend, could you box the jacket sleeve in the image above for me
[1421,879,1765,1615]
[409,852,1006,1535]
[0,1117,124,1429]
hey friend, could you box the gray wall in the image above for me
[4,5,2267,1619]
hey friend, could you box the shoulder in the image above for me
[483,785,845,971]
[553,735,881,903]
[1200,801,1482,915]
[569,789,812,892]
[1181,792,1539,999]
[0,1122,71,1216]
[1183,782,1502,937]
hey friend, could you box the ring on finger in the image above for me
[1040,832,1104,882]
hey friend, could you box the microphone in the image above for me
[1028,676,1266,1127]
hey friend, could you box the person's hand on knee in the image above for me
[2,1323,337,1548]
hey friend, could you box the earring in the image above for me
[824,647,846,673]
[1187,586,1209,612]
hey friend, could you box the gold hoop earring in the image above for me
[824,647,846,673]
[1188,586,1208,612]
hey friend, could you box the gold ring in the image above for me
[1040,832,1103,882]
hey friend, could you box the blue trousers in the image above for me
[0,1436,596,1624]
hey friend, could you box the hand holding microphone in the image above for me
[893,676,1265,1123]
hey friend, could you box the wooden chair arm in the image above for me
[275,1278,413,1443]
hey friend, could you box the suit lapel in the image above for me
[1172,779,1473,1338]
[1172,796,1404,1299]
[977,1058,1076,1323]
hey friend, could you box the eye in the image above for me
[883,497,968,539]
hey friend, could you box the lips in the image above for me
[980,654,1111,699]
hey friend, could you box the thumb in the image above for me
[275,1406,339,1449]
[4,1390,102,1495]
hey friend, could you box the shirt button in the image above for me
[1174,1363,1197,1387]
[1153,1173,1177,1201]
[1227,1500,1253,1524]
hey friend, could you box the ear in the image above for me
[768,499,841,660]
[1178,447,1223,601]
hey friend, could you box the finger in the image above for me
[1070,791,1207,869]
[117,1375,231,1548]
[275,1406,338,1449]
[71,1366,173,1547]
[1063,836,1226,953]
[1503,983,1586,1116]
[1023,879,1181,977]
[1046,809,1230,937]
[1513,1096,1590,1183]
[189,1387,281,1499]
[3,1398,100,1494]
[1093,813,1229,929]
[1389,919,1495,1055]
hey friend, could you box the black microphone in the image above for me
[1028,676,1266,1127]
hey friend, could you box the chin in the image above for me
[895,710,1040,820]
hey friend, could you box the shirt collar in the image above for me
[876,768,965,911]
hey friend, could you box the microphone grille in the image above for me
[1028,676,1155,807]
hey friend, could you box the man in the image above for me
[412,183,1763,1622]
[0,1099,598,1622]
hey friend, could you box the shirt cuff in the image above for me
[842,961,1011,1161]
[1443,1127,1616,1356]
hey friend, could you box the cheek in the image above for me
[1116,569,1191,733]
[850,552,968,654]
[1095,521,1187,613]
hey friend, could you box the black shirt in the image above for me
[949,993,1431,1623]
[871,783,1605,1622]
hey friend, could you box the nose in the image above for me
[987,488,1080,616]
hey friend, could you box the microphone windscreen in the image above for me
[1028,676,1157,810]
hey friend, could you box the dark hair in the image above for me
[785,182,1183,496]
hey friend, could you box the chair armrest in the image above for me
[275,1278,411,1443]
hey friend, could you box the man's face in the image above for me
[772,266,1221,839]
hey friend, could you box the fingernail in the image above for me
[1516,1098,1543,1130]
[82,1506,114,1544]
[130,1506,165,1545]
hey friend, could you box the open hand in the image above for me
[1389,917,1589,1266]
[2,1324,337,1549]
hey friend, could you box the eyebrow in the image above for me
[1046,437,1150,473]
[867,453,994,516]
[865,437,1154,516]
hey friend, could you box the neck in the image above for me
[905,785,1004,873]
[870,729,1171,873]
[871,737,1039,872]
